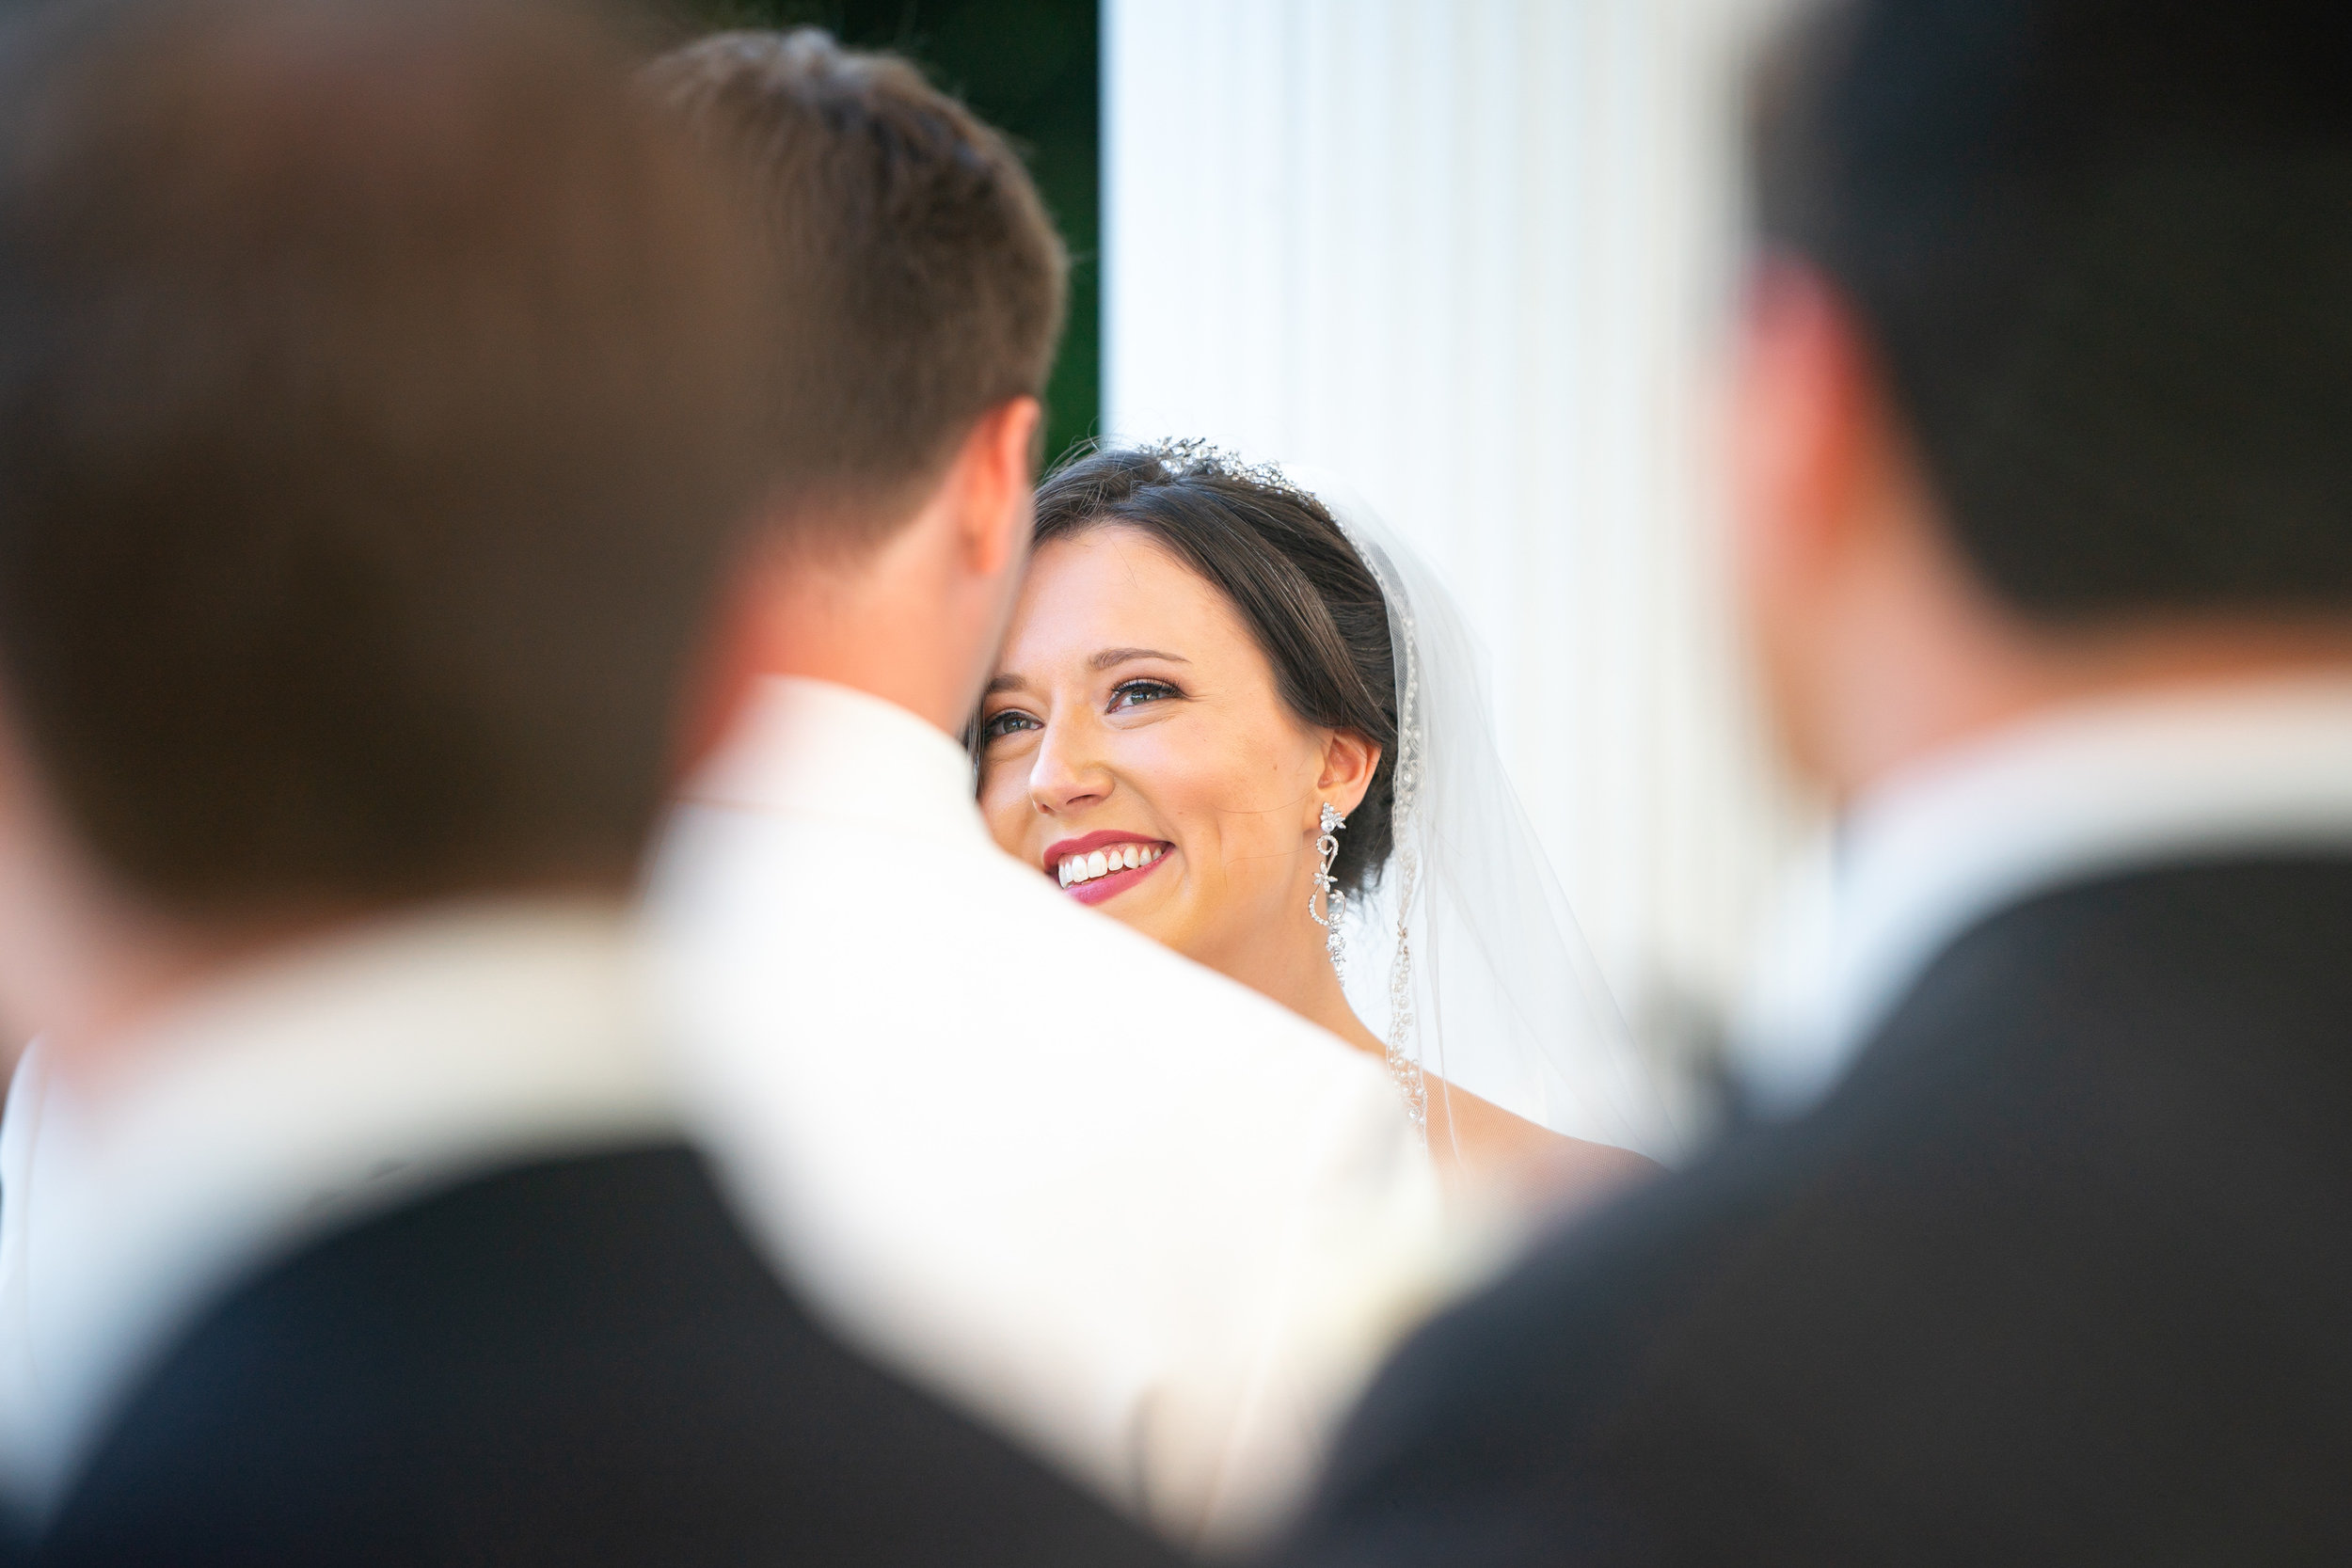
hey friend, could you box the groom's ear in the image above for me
[1317,731,1381,816]
[951,395,1044,581]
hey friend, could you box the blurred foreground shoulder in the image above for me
[36,1147,1184,1568]
[1268,1134,1820,1568]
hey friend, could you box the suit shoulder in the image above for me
[46,1145,1177,1568]
[1386,1125,1801,1407]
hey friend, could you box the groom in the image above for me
[646,29,1457,1551]
[1281,0,2352,1561]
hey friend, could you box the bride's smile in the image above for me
[1045,832,1169,901]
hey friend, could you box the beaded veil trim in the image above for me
[1138,441,1432,1137]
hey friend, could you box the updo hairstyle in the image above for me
[1026,442,1400,894]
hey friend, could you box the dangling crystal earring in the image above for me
[1308,802,1346,976]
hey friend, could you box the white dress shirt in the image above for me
[0,900,674,1518]
[650,676,1461,1552]
[1736,677,2352,1115]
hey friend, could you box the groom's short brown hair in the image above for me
[647,29,1068,554]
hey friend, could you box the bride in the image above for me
[976,440,1672,1192]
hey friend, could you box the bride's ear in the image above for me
[1317,730,1381,818]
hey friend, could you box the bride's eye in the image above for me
[1109,678,1182,712]
[980,708,1041,743]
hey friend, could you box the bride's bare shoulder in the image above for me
[1423,1076,1661,1208]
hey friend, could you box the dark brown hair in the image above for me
[646,28,1068,553]
[1750,0,2352,619]
[0,0,776,916]
[1027,444,1399,894]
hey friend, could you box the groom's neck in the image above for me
[703,409,1034,753]
[735,508,993,740]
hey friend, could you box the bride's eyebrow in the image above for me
[1090,647,1188,671]
[983,672,1030,696]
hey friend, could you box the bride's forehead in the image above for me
[997,526,1270,681]
[1019,527,1239,636]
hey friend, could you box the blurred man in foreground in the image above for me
[646,31,1457,1550]
[1281,1,2352,1562]
[0,2,1175,1562]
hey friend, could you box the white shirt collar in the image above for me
[685,675,985,848]
[1736,677,2352,1115]
[0,898,675,1515]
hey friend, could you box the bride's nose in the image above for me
[1027,716,1113,815]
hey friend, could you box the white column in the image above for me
[1104,0,1807,1088]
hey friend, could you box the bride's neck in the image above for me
[1222,929,1387,1061]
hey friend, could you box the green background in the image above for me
[677,0,1102,467]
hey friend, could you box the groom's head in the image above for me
[1734,0,2352,799]
[649,30,1067,736]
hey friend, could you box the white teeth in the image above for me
[1056,844,1163,887]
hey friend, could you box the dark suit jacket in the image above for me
[36,1143,1182,1567]
[1279,858,2352,1566]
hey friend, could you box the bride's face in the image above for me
[977,525,1375,975]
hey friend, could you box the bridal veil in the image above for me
[1291,467,1682,1164]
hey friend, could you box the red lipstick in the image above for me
[1042,830,1173,907]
